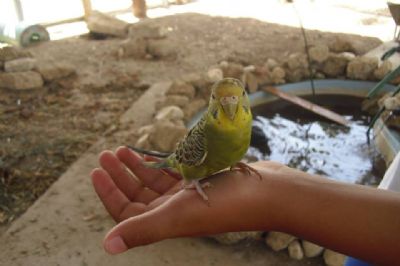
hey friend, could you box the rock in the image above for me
[0,46,32,61]
[0,71,43,90]
[156,95,190,110]
[155,105,184,122]
[0,210,7,223]
[323,249,346,266]
[206,67,223,83]
[383,96,400,110]
[183,98,207,120]
[119,38,147,59]
[135,133,151,149]
[36,61,75,82]
[377,92,391,109]
[181,72,206,88]
[137,125,154,136]
[219,61,244,79]
[211,231,262,245]
[87,11,128,37]
[315,72,325,79]
[266,58,278,69]
[286,68,309,83]
[167,80,196,99]
[128,22,168,39]
[374,60,392,80]
[322,54,349,77]
[288,240,304,260]
[347,57,378,80]
[243,71,258,93]
[329,37,354,53]
[243,65,256,73]
[148,120,187,152]
[309,45,330,63]
[287,53,308,70]
[338,52,356,60]
[271,67,285,84]
[147,39,177,59]
[265,231,296,252]
[253,65,271,84]
[302,240,324,258]
[4,57,36,72]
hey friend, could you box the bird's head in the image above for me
[209,78,249,121]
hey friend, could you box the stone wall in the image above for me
[0,46,76,91]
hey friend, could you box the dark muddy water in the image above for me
[247,95,386,186]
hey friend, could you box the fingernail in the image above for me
[105,236,127,254]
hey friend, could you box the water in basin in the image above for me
[247,94,386,186]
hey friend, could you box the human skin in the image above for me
[90,146,400,265]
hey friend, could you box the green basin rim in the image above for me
[189,79,397,127]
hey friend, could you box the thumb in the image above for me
[103,205,175,254]
[102,193,211,254]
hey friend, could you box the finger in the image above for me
[102,195,183,254]
[104,176,253,254]
[116,147,178,195]
[99,150,160,203]
[90,168,147,222]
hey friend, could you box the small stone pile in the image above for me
[375,92,400,130]
[265,231,346,265]
[0,47,42,90]
[0,46,76,91]
[207,39,394,94]
[117,20,177,60]
[133,69,225,152]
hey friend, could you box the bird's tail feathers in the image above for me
[143,160,171,169]
[127,145,171,158]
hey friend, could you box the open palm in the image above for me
[91,146,183,223]
[90,146,278,254]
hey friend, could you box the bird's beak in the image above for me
[220,96,238,121]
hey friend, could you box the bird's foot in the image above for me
[230,162,262,180]
[183,180,212,205]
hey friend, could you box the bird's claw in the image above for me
[183,180,212,205]
[230,162,262,180]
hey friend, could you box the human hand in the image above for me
[90,146,283,254]
[91,147,400,264]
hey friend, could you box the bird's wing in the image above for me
[175,115,207,167]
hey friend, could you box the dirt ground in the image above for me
[0,11,382,245]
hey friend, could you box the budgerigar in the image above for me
[129,78,261,203]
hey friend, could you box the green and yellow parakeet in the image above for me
[129,78,261,202]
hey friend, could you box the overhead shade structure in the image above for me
[0,22,50,47]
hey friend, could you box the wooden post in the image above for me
[132,0,147,19]
[13,0,24,22]
[81,0,92,21]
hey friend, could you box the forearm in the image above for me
[257,166,400,265]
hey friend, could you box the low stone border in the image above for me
[0,46,76,91]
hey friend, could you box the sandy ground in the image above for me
[0,83,324,266]
[0,3,391,265]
